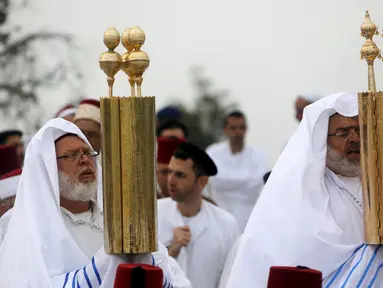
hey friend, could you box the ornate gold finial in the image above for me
[121,27,135,97]
[121,26,150,97]
[99,27,122,97]
[361,10,379,38]
[360,11,381,91]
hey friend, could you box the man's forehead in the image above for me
[157,162,169,169]
[329,114,358,127]
[55,135,89,149]
[169,157,193,169]
[228,116,245,123]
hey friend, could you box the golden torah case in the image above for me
[99,26,157,254]
[359,11,383,244]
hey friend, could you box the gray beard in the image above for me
[58,171,97,202]
[326,146,360,177]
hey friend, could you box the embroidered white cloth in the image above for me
[225,92,377,287]
[0,119,176,287]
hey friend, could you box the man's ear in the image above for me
[197,175,208,190]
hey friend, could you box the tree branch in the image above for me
[0,31,72,58]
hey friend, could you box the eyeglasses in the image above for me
[328,127,360,138]
[57,151,99,162]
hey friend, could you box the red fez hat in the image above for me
[0,145,21,176]
[157,136,185,164]
[114,264,163,288]
[55,104,77,118]
[267,266,322,288]
[0,168,22,199]
[74,99,101,124]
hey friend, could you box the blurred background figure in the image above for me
[156,119,189,140]
[0,145,22,218]
[294,93,322,122]
[156,106,183,128]
[0,130,24,165]
[54,104,77,122]
[206,111,268,233]
[0,145,21,177]
[73,99,101,154]
[156,136,186,198]
[0,169,21,217]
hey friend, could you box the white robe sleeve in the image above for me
[153,244,192,288]
[50,248,175,288]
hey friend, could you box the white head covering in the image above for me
[74,99,101,124]
[0,118,102,286]
[55,105,77,119]
[226,92,361,287]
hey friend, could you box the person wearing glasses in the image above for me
[225,92,382,288]
[0,119,191,288]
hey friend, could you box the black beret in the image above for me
[178,142,217,176]
[0,130,22,144]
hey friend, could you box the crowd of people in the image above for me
[0,91,370,287]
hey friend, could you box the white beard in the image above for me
[326,146,360,177]
[59,171,97,202]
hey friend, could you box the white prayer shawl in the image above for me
[0,119,175,288]
[0,206,191,288]
[218,234,243,288]
[158,198,239,288]
[206,142,268,232]
[225,92,373,287]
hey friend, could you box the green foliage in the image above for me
[170,66,239,150]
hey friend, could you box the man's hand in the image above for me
[168,226,191,258]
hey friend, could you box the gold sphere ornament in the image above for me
[103,27,121,50]
[100,27,122,97]
[361,11,379,39]
[125,50,150,78]
[99,51,122,79]
[122,28,134,52]
[127,26,146,50]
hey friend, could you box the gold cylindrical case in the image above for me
[101,96,157,253]
[359,91,383,244]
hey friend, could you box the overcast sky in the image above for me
[8,0,383,166]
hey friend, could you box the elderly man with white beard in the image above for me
[225,92,383,287]
[0,119,191,288]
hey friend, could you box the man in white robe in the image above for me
[0,118,187,288]
[206,111,268,232]
[158,142,238,288]
[226,92,383,287]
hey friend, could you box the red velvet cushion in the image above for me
[267,266,322,288]
[114,264,163,288]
